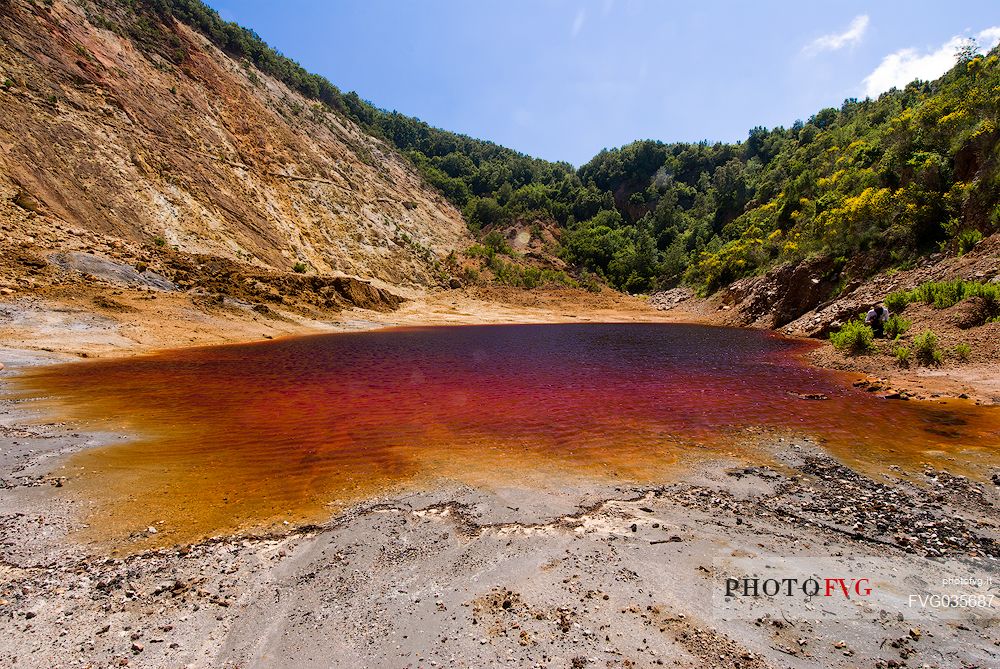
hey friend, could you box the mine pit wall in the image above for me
[0,0,470,290]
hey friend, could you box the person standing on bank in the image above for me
[865,304,890,338]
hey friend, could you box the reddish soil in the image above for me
[807,301,1000,406]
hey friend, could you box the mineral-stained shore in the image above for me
[1,346,998,668]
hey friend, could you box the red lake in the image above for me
[16,323,1000,547]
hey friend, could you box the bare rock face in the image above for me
[0,0,470,289]
[721,256,840,329]
[48,252,176,291]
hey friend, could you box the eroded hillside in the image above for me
[0,0,469,287]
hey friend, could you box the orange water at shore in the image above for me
[18,324,1000,547]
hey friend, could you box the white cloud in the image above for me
[862,27,1000,98]
[978,26,1000,46]
[571,9,587,38]
[804,15,869,55]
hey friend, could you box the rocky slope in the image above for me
[704,235,1000,337]
[650,233,1000,404]
[0,0,469,291]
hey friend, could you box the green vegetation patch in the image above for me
[883,314,911,339]
[830,319,874,354]
[912,329,943,365]
[487,256,576,290]
[893,345,912,367]
[885,280,1000,311]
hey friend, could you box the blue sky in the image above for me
[208,1,1000,166]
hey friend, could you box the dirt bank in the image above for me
[0,230,692,360]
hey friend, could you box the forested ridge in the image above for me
[102,0,1000,294]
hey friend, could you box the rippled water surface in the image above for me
[19,323,1000,545]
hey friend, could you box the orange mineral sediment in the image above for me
[15,323,1000,548]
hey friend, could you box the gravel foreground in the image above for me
[2,351,999,668]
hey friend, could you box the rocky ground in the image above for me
[805,305,1000,407]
